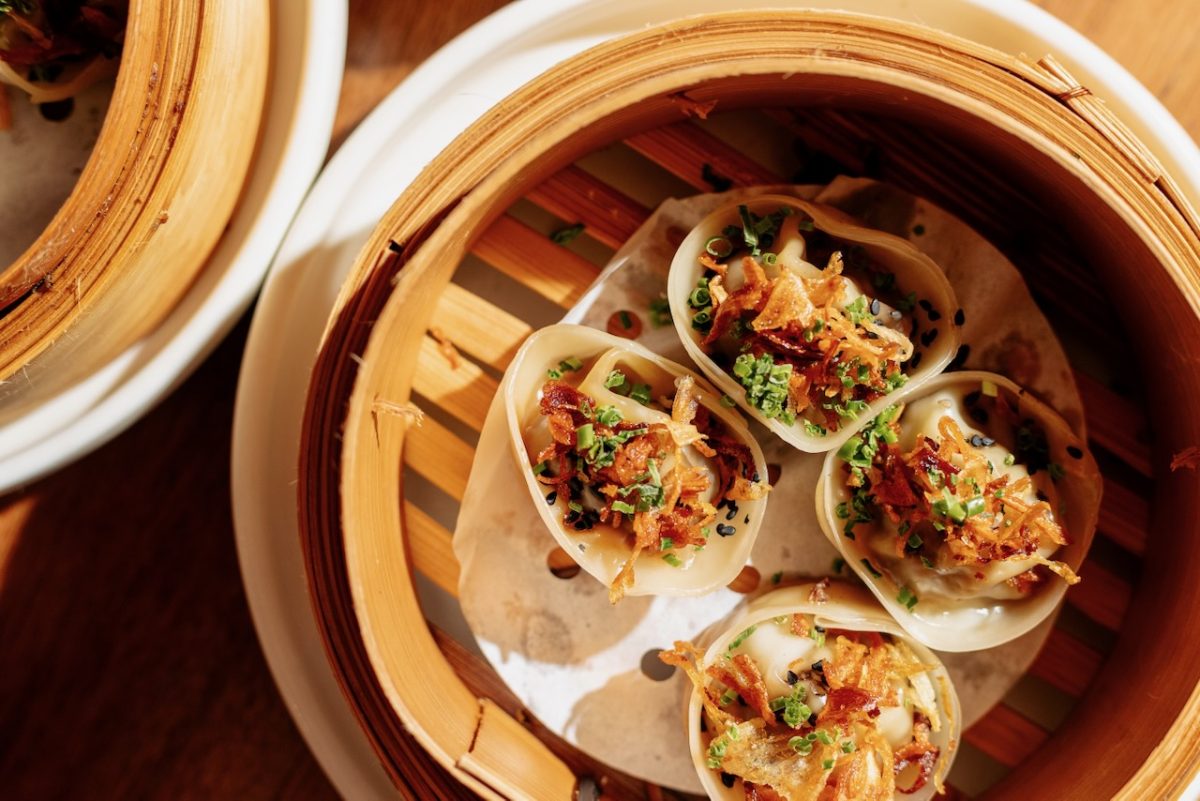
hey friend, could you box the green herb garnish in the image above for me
[550,222,585,245]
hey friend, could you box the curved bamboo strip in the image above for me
[299,11,1200,799]
[0,0,268,416]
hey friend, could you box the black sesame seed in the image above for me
[812,659,824,673]
[1067,445,1084,459]
[725,501,740,521]
[786,670,799,685]
[717,524,736,537]
[744,515,750,524]
[918,299,934,313]
[910,352,923,370]
[920,329,939,347]
[869,298,881,316]
[545,491,558,505]
[721,772,737,788]
[968,434,995,448]
[807,713,819,726]
[954,308,966,326]
[751,471,761,482]
[927,309,942,322]
[774,709,785,724]
[964,390,982,406]
[969,407,989,425]
[700,717,707,733]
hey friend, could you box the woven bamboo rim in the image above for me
[0,0,268,411]
[299,11,1200,800]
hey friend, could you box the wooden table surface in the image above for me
[1,0,1195,798]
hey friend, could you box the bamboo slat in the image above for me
[413,337,498,431]
[526,166,650,250]
[472,216,599,307]
[432,283,532,371]
[963,705,1049,768]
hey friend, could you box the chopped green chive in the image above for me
[727,625,757,652]
[897,586,918,610]
[550,222,585,245]
[720,394,737,408]
[1004,453,1016,466]
[861,559,883,579]
[663,553,683,567]
[843,295,869,325]
[732,353,793,422]
[575,424,595,450]
[832,557,845,574]
[611,500,635,515]
[771,571,783,585]
[604,369,627,390]
[649,297,672,327]
[629,383,653,406]
[823,758,835,770]
[841,741,856,754]
[789,736,813,755]
[963,495,986,517]
[704,235,733,259]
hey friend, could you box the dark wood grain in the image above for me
[0,0,1193,799]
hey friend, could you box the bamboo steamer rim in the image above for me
[298,10,1200,800]
[0,0,268,412]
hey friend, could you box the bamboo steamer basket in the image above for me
[298,11,1200,800]
[0,0,268,414]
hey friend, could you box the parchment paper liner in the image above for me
[453,177,1080,791]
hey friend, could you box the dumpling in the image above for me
[667,196,960,453]
[662,581,960,800]
[816,371,1101,651]
[503,324,770,602]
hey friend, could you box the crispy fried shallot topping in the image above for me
[688,211,914,430]
[851,411,1076,588]
[660,617,945,801]
[533,374,762,602]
